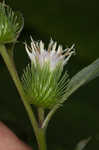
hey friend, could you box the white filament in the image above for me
[25,38,75,71]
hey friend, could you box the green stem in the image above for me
[38,107,45,127]
[37,128,47,150]
[0,44,47,150]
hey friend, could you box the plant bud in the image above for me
[0,2,24,44]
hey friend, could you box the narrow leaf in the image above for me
[61,58,99,103]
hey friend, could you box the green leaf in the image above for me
[61,58,99,103]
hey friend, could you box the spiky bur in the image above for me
[0,2,24,44]
[21,38,75,109]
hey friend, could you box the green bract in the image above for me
[0,2,24,44]
[22,62,69,109]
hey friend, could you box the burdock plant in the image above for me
[0,2,99,150]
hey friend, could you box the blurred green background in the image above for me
[0,0,99,149]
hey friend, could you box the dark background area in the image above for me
[0,0,99,149]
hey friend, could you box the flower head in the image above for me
[22,38,75,109]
